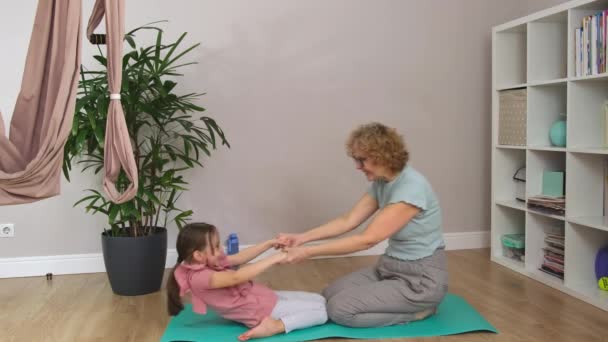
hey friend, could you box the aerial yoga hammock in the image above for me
[0,0,138,206]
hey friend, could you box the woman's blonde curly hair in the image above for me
[346,122,409,173]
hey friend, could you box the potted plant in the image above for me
[63,23,229,296]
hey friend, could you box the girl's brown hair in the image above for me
[346,122,409,173]
[166,222,218,316]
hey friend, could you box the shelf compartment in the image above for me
[568,3,608,78]
[493,206,526,264]
[527,83,567,148]
[528,15,568,82]
[526,150,566,198]
[495,24,527,88]
[566,152,607,217]
[569,79,608,149]
[564,222,608,311]
[494,148,526,202]
[526,213,565,283]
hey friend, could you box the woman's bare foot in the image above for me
[238,317,285,341]
[414,307,437,321]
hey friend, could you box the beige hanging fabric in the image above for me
[86,0,138,204]
[0,0,138,205]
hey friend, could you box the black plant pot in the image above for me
[101,227,167,296]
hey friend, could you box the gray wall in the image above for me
[0,0,568,258]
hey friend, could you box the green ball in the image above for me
[599,277,608,291]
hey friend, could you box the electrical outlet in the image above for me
[0,223,14,238]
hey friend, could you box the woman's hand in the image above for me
[284,246,311,264]
[276,233,304,248]
[269,250,289,265]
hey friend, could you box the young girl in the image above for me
[167,223,328,341]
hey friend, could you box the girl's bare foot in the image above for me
[238,317,285,341]
[414,307,437,321]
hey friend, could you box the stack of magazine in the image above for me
[527,195,565,216]
[540,231,565,280]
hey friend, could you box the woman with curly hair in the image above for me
[277,122,447,328]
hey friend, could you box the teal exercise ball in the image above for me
[549,120,567,147]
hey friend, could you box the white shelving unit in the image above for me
[492,0,608,311]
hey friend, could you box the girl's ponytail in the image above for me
[166,259,184,316]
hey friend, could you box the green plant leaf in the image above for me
[108,204,120,223]
[89,205,109,215]
[73,194,99,208]
[125,35,136,49]
[93,55,107,67]
[94,125,105,146]
[64,22,228,232]
[62,161,71,182]
[75,130,88,152]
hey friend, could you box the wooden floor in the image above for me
[2,249,608,342]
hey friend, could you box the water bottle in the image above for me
[226,233,239,255]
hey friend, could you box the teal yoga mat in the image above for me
[161,293,497,342]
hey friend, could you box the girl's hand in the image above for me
[268,238,287,250]
[276,233,304,248]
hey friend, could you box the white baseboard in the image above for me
[444,231,490,251]
[0,253,108,279]
[0,231,489,279]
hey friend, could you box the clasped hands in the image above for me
[268,233,309,264]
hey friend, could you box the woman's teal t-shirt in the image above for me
[368,165,445,260]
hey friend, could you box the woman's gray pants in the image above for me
[322,248,448,327]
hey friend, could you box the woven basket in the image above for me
[498,89,527,146]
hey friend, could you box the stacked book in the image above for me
[540,232,565,280]
[575,10,608,76]
[527,195,565,215]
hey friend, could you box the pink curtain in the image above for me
[0,0,138,205]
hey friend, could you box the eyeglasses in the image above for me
[353,156,367,167]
